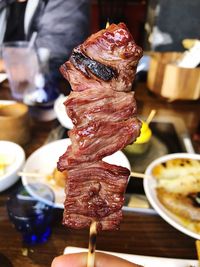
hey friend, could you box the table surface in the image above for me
[0,80,200,267]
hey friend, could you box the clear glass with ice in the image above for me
[2,41,39,101]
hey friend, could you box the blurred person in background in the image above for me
[144,0,200,51]
[0,0,90,81]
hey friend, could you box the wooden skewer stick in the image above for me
[19,171,151,180]
[18,172,47,178]
[87,221,97,267]
[146,109,157,125]
[131,171,151,179]
[195,240,200,266]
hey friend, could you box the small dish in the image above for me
[144,153,200,240]
[21,138,131,208]
[0,140,25,192]
[54,94,73,129]
[0,101,30,145]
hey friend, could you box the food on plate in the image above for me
[0,153,15,176]
[157,188,200,233]
[58,23,142,231]
[153,158,200,195]
[124,121,152,154]
[154,158,200,233]
[46,168,67,188]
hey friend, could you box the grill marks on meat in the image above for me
[63,161,129,230]
[63,210,123,231]
[58,23,142,230]
[58,117,141,170]
[65,89,137,127]
[60,22,142,92]
[71,47,118,81]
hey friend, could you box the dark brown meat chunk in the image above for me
[58,23,142,231]
[63,161,129,230]
[58,117,141,171]
[60,23,142,92]
[65,88,137,127]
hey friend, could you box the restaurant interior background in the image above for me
[89,0,200,152]
[1,0,200,267]
[90,0,200,50]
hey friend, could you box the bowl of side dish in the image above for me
[0,140,25,192]
[0,101,30,145]
[143,153,200,239]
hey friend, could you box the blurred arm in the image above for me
[32,0,90,78]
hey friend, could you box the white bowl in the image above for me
[0,141,25,192]
[54,94,73,129]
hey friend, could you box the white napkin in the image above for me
[64,246,198,267]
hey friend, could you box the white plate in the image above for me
[54,94,73,129]
[0,73,7,83]
[64,246,198,267]
[0,140,25,192]
[144,152,200,240]
[22,138,131,208]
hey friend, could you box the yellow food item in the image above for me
[182,39,198,49]
[124,121,152,154]
[53,168,67,187]
[157,187,200,234]
[46,168,67,187]
[157,187,200,221]
[0,153,14,176]
[134,121,152,144]
[195,240,200,262]
[154,157,200,234]
[153,158,200,195]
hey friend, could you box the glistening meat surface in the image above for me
[58,23,142,231]
[63,161,129,231]
[65,88,137,127]
[60,23,142,92]
[58,117,141,170]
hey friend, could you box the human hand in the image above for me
[51,252,143,267]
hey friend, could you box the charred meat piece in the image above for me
[60,22,142,92]
[71,47,117,81]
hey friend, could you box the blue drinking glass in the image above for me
[7,184,55,245]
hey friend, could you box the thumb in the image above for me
[51,252,143,267]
